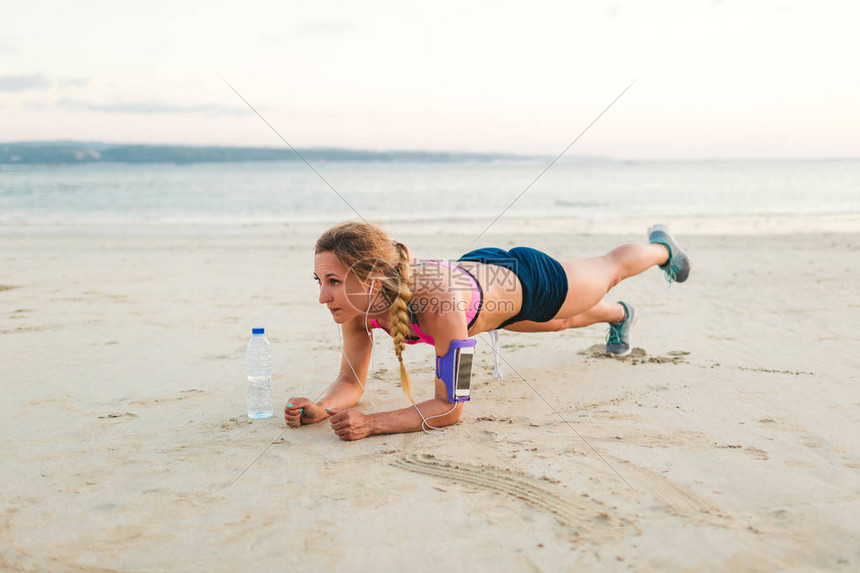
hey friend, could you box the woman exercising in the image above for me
[284,221,690,440]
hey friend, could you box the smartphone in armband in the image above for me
[436,338,477,403]
[455,346,474,400]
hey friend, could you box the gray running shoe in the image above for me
[648,224,691,283]
[605,301,637,357]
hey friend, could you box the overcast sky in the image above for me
[2,0,858,159]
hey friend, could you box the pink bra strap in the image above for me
[369,318,433,345]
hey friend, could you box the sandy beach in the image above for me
[1,217,858,572]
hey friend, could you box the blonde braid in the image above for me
[387,241,415,403]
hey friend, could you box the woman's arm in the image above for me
[328,289,470,439]
[317,317,373,408]
[328,391,464,440]
[367,389,464,434]
[289,317,373,425]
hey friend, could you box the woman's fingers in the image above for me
[285,398,311,427]
[327,409,370,440]
[328,409,348,429]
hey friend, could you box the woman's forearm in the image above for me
[316,379,365,410]
[369,399,462,435]
[301,380,363,424]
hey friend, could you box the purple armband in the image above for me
[435,338,477,403]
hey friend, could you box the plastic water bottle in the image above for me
[246,327,273,419]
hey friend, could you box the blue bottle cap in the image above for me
[252,327,265,334]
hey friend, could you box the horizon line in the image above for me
[1,140,859,163]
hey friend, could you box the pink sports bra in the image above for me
[369,260,483,346]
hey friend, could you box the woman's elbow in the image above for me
[446,402,465,425]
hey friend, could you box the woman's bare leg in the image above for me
[504,300,625,332]
[552,243,669,320]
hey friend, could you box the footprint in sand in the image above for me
[578,344,689,364]
[220,417,252,431]
[744,446,770,460]
[129,389,205,406]
[98,412,139,420]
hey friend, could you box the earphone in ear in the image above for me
[366,281,377,318]
[364,281,378,371]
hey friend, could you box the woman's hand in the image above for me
[284,398,329,428]
[327,408,374,441]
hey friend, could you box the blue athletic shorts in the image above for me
[458,247,568,328]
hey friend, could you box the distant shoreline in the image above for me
[3,213,859,237]
[0,141,563,165]
[2,143,856,166]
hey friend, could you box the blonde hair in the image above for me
[315,221,416,402]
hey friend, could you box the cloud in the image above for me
[0,72,89,91]
[295,20,355,36]
[55,98,249,117]
[0,73,50,92]
[0,35,16,54]
[58,77,90,88]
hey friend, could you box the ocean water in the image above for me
[1,159,859,225]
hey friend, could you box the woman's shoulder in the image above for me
[411,261,476,306]
[410,260,454,295]
[409,261,470,325]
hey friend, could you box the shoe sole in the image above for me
[607,347,632,357]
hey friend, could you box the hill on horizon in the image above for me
[0,141,580,165]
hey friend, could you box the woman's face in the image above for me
[314,251,373,323]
